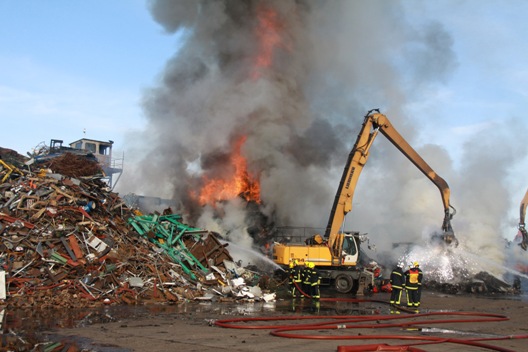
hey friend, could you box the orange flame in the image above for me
[251,5,283,79]
[197,136,261,206]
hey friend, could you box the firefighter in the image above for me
[405,261,423,308]
[301,262,311,298]
[307,261,321,300]
[288,261,295,296]
[389,262,405,306]
[288,260,301,298]
[367,261,383,293]
[413,261,423,304]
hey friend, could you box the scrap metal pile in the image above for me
[36,151,103,177]
[0,150,276,309]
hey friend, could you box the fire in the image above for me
[195,6,287,205]
[251,5,285,79]
[197,136,261,206]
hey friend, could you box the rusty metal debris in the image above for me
[37,152,103,178]
[1,149,278,311]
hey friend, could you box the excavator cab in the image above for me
[327,232,360,265]
[342,235,358,256]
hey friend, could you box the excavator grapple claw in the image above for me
[519,227,528,251]
[442,231,459,247]
[431,231,459,247]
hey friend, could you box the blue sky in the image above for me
[0,0,180,155]
[403,2,528,150]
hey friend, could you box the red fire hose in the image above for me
[215,294,528,351]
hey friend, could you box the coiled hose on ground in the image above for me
[215,285,528,351]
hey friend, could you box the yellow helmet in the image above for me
[308,262,315,269]
[413,261,419,267]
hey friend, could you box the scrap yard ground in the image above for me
[2,149,528,351]
[37,291,528,352]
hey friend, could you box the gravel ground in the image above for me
[33,290,528,352]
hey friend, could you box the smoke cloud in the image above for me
[118,1,528,279]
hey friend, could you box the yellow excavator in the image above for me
[272,109,457,294]
[517,188,528,250]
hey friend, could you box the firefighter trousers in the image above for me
[406,288,420,307]
[390,286,403,305]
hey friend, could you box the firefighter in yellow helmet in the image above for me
[301,262,311,298]
[413,262,423,305]
[288,260,301,298]
[307,261,321,300]
[288,261,295,294]
[404,261,423,308]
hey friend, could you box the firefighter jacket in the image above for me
[302,267,311,286]
[308,268,321,286]
[390,266,405,289]
[289,266,301,284]
[405,267,423,290]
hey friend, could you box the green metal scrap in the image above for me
[127,214,208,280]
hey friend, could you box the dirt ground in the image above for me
[37,290,528,352]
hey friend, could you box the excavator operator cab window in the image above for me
[342,235,358,256]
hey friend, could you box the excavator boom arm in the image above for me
[374,113,455,235]
[324,110,456,245]
[324,115,378,239]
